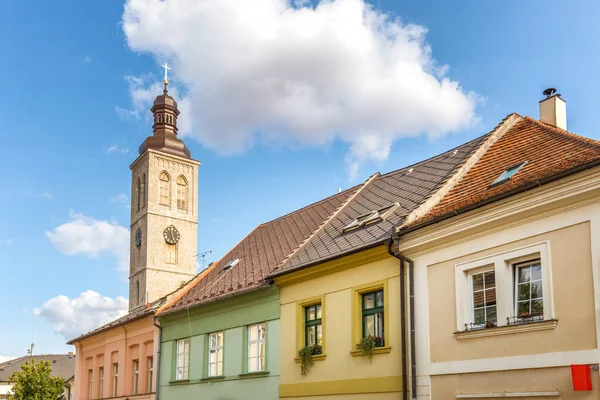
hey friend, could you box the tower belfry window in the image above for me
[159,172,170,206]
[177,176,188,211]
[137,177,142,211]
[141,173,146,209]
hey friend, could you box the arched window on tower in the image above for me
[176,175,187,211]
[137,177,142,212]
[159,171,170,206]
[141,173,146,209]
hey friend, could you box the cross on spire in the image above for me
[161,63,171,84]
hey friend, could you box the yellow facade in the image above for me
[276,247,404,399]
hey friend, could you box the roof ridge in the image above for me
[403,113,523,226]
[377,115,518,179]
[273,172,380,273]
[258,184,361,226]
[524,116,600,148]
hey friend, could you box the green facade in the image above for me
[158,286,280,399]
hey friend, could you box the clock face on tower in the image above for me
[163,225,180,245]
[135,228,142,247]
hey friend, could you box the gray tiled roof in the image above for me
[0,354,75,382]
[270,133,489,275]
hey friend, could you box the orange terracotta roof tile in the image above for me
[411,116,600,225]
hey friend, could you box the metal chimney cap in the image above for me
[543,88,557,97]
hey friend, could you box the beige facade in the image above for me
[129,149,200,310]
[401,168,600,399]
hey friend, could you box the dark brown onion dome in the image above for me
[138,84,191,159]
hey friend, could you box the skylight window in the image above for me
[222,258,239,272]
[342,203,401,233]
[490,161,527,187]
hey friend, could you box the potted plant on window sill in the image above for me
[355,335,384,362]
[298,344,322,375]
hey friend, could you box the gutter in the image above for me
[386,235,416,400]
[151,316,162,400]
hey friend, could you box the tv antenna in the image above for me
[196,250,212,271]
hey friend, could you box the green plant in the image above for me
[298,344,322,375]
[355,335,384,362]
[8,359,65,400]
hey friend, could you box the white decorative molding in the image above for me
[428,349,600,375]
[454,320,557,340]
[456,392,560,398]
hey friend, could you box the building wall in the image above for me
[72,317,157,400]
[277,248,403,399]
[157,287,281,400]
[401,172,600,399]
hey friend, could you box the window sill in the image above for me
[238,371,270,379]
[350,346,392,357]
[294,354,327,363]
[454,319,558,340]
[169,379,191,385]
[200,375,226,382]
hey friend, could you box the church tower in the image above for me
[128,75,199,311]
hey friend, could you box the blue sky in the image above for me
[1,0,599,358]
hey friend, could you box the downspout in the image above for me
[152,316,162,400]
[387,230,417,400]
[386,238,408,400]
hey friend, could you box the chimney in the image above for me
[539,88,567,130]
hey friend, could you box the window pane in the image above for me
[249,325,257,341]
[316,305,322,319]
[184,339,189,353]
[249,343,257,358]
[473,290,484,308]
[307,306,315,321]
[531,281,543,299]
[485,288,496,306]
[363,293,375,310]
[518,283,530,300]
[376,291,384,307]
[531,264,542,281]
[258,356,265,371]
[375,312,384,337]
[364,314,375,336]
[484,271,494,287]
[218,348,223,363]
[487,306,497,323]
[258,323,266,339]
[316,324,322,346]
[472,274,484,291]
[307,325,316,346]
[258,341,265,358]
[210,350,217,363]
[474,308,485,324]
[531,299,544,316]
[210,363,216,377]
[518,266,531,283]
[517,301,529,317]
[217,361,223,376]
[249,357,257,373]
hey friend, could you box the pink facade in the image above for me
[72,317,158,400]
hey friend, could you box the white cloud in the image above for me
[110,193,129,204]
[122,0,478,178]
[34,291,128,340]
[209,217,221,223]
[2,239,13,246]
[0,356,16,364]
[106,143,130,154]
[45,212,129,273]
[23,190,52,199]
[81,55,92,64]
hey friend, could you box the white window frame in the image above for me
[133,359,139,395]
[175,338,190,380]
[208,331,224,377]
[247,323,266,373]
[468,268,497,328]
[455,241,553,331]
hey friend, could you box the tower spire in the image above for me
[138,63,191,159]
